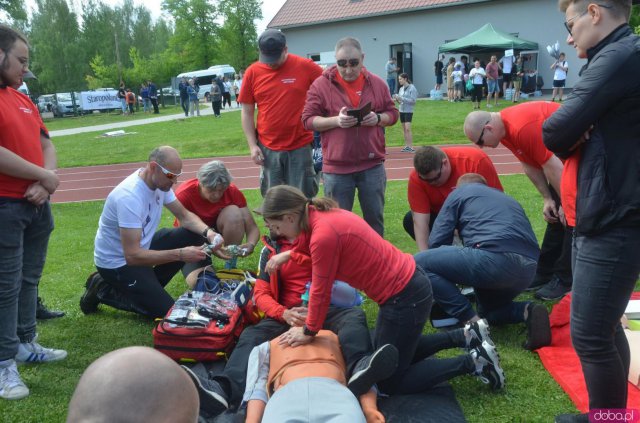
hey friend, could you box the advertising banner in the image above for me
[80,90,120,111]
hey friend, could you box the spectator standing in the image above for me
[233,74,242,108]
[446,57,455,101]
[238,29,322,198]
[543,1,640,418]
[512,56,524,103]
[394,72,418,153]
[187,78,200,117]
[550,52,568,102]
[302,37,399,236]
[385,57,399,94]
[452,63,464,102]
[469,60,486,110]
[216,76,225,109]
[485,55,500,107]
[117,82,127,115]
[178,77,190,117]
[210,78,222,118]
[434,54,444,91]
[147,79,159,114]
[125,89,136,115]
[222,77,232,109]
[0,24,67,401]
[499,53,515,96]
[140,83,150,113]
[460,55,469,97]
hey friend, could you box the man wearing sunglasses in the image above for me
[542,1,640,421]
[82,146,225,319]
[463,102,574,302]
[238,29,322,199]
[403,146,502,252]
[302,37,398,236]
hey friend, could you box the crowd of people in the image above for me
[1,1,639,422]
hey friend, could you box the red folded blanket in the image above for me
[536,292,640,412]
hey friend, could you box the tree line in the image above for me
[1,0,262,95]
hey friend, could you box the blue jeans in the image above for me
[375,267,432,394]
[570,223,640,409]
[387,78,396,95]
[415,246,536,324]
[259,143,317,199]
[323,164,386,237]
[0,199,53,360]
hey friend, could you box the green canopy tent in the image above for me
[438,23,538,54]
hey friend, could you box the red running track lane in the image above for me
[51,145,524,204]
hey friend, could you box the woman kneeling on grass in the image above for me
[257,185,504,394]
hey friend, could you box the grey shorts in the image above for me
[259,143,318,198]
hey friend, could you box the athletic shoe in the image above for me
[400,146,415,153]
[181,365,229,416]
[0,360,29,400]
[471,340,505,390]
[523,303,552,351]
[525,275,549,292]
[80,272,106,314]
[464,319,493,350]
[347,344,399,397]
[36,297,65,320]
[534,277,571,301]
[15,340,67,363]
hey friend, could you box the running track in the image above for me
[51,145,524,203]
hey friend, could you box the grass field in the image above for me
[2,99,635,422]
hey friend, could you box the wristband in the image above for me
[303,325,318,337]
[376,113,382,125]
[202,227,211,238]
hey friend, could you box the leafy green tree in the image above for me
[30,0,86,92]
[162,0,220,69]
[0,0,27,23]
[85,54,118,89]
[217,0,261,70]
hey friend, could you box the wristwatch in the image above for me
[303,325,318,337]
[202,227,211,239]
[376,113,382,125]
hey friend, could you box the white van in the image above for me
[18,82,30,96]
[176,64,236,101]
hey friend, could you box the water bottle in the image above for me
[301,282,311,306]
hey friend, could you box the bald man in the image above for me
[67,346,199,423]
[463,101,573,301]
[80,146,227,318]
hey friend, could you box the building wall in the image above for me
[276,0,578,96]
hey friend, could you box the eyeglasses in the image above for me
[420,162,444,184]
[564,4,611,35]
[337,59,360,68]
[476,120,490,146]
[154,161,182,180]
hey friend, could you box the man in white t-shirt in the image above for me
[551,53,568,102]
[80,146,225,318]
[499,54,515,95]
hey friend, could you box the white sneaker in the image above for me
[15,340,67,363]
[0,360,29,400]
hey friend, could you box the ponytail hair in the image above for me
[260,185,337,232]
[399,73,411,84]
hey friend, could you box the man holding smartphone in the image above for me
[464,101,573,301]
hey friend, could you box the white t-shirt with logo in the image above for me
[554,61,568,81]
[500,56,514,73]
[94,170,177,269]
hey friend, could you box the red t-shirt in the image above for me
[0,87,48,198]
[238,54,323,151]
[297,208,416,332]
[561,152,580,227]
[334,71,365,107]
[500,102,560,168]
[408,146,503,215]
[173,178,247,227]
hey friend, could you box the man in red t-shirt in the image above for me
[463,101,573,301]
[404,146,503,251]
[0,25,67,401]
[174,160,260,270]
[238,29,323,198]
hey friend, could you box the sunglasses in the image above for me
[154,161,182,180]
[563,4,611,35]
[337,59,360,68]
[476,120,490,147]
[420,162,443,184]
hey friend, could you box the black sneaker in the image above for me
[36,297,65,320]
[464,319,493,350]
[181,365,229,416]
[525,275,549,291]
[471,340,505,390]
[535,277,571,301]
[523,303,552,351]
[80,272,106,315]
[347,344,399,397]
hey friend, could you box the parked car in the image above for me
[53,92,85,117]
[37,94,55,113]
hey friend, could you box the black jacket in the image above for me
[543,24,640,235]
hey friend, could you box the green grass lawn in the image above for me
[2,176,579,423]
[51,99,500,168]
